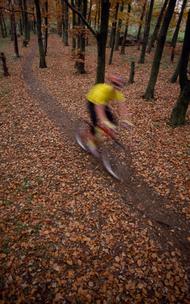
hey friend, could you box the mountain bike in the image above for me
[75,119,133,181]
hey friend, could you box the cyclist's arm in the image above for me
[118,101,134,127]
[118,100,127,118]
[95,104,115,129]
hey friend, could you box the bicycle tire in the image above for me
[101,140,127,181]
[75,120,90,152]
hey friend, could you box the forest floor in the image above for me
[0,34,190,303]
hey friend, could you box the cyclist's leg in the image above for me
[87,101,98,135]
[105,105,118,126]
[86,101,99,156]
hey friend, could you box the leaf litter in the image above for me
[0,34,190,303]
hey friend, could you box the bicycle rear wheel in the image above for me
[101,140,127,181]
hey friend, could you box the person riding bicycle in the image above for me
[86,74,129,156]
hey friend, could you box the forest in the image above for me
[0,0,190,303]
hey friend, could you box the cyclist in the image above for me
[85,74,130,156]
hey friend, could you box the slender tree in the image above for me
[64,0,110,83]
[147,0,169,53]
[10,0,19,57]
[0,9,7,37]
[170,0,187,62]
[22,0,30,46]
[128,61,135,83]
[120,1,131,55]
[74,0,87,73]
[44,0,48,55]
[61,0,69,46]
[115,1,124,51]
[143,0,177,100]
[136,0,147,42]
[138,0,154,63]
[0,52,10,76]
[170,10,190,126]
[71,0,77,52]
[109,2,119,64]
[34,0,47,68]
[96,0,110,82]
[170,54,181,83]
[2,9,7,37]
[87,0,92,24]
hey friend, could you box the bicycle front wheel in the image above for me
[101,141,127,181]
[75,120,90,152]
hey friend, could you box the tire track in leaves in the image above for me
[22,43,190,272]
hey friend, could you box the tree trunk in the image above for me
[87,0,92,24]
[0,11,6,38]
[139,0,154,63]
[34,0,47,68]
[32,6,36,34]
[120,2,131,55]
[144,0,177,100]
[61,0,69,46]
[128,61,135,83]
[170,84,190,125]
[56,0,62,36]
[170,10,190,126]
[18,0,24,35]
[71,0,77,53]
[0,52,10,76]
[170,0,187,62]
[96,1,110,83]
[115,2,124,51]
[109,3,119,64]
[171,55,181,83]
[2,11,7,37]
[136,0,146,42]
[10,1,19,58]
[44,0,48,55]
[22,0,30,46]
[75,0,87,73]
[147,0,168,53]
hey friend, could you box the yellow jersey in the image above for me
[86,83,125,105]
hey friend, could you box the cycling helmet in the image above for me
[108,74,126,89]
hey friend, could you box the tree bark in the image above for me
[10,0,19,57]
[0,52,10,76]
[71,0,77,52]
[96,1,110,83]
[147,0,169,53]
[61,0,69,46]
[170,0,187,62]
[75,0,87,73]
[0,10,6,37]
[136,0,146,42]
[22,0,30,46]
[139,0,154,63]
[128,61,135,83]
[143,0,177,100]
[170,55,181,83]
[109,2,119,64]
[114,1,124,51]
[34,0,47,68]
[44,0,48,55]
[170,10,190,126]
[120,2,131,55]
